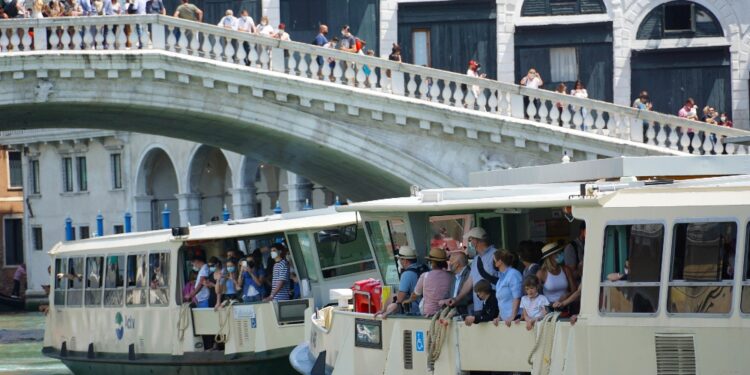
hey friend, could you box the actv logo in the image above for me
[115,312,124,340]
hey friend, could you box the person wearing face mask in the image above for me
[451,227,499,317]
[237,9,256,33]
[263,244,291,302]
[238,256,265,303]
[564,221,586,282]
[185,253,210,308]
[375,245,423,318]
[256,15,274,37]
[339,25,357,53]
[440,251,471,315]
[215,260,240,309]
[537,242,576,309]
[402,248,452,317]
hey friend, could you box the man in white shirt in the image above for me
[520,68,544,118]
[187,254,211,308]
[217,9,238,31]
[237,9,255,33]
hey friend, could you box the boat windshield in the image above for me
[365,219,404,286]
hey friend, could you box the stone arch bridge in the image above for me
[1,15,746,200]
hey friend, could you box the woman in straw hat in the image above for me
[537,242,577,308]
[403,248,453,317]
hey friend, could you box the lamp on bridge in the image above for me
[65,217,73,241]
[222,205,231,221]
[273,200,282,214]
[161,204,171,229]
[96,211,104,237]
[303,199,312,211]
[124,212,132,233]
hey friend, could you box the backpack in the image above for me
[402,263,429,278]
[355,37,364,52]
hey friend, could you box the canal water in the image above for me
[0,312,70,375]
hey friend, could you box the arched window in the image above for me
[521,0,606,17]
[637,1,723,40]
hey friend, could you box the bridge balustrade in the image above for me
[0,15,747,155]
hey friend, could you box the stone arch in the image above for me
[627,0,738,42]
[187,145,233,224]
[134,146,180,230]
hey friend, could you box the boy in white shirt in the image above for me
[520,275,550,331]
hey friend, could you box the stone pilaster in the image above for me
[230,187,257,219]
[175,193,201,226]
[133,195,154,231]
[379,0,398,58]
[285,172,313,212]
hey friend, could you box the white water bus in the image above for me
[291,156,750,375]
[42,207,379,375]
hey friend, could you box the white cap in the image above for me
[397,245,417,259]
[467,227,487,240]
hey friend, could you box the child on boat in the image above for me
[520,275,550,330]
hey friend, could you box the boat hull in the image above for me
[43,346,298,375]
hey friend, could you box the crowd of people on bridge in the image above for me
[376,223,587,330]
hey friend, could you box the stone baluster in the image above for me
[248,44,259,67]
[94,26,105,50]
[440,81,452,105]
[307,54,318,79]
[332,61,343,83]
[526,95,539,120]
[166,26,176,51]
[595,112,606,135]
[355,66,367,88]
[571,106,583,130]
[188,29,200,54]
[429,79,441,103]
[667,124,679,150]
[211,36,223,61]
[452,83,464,107]
[406,74,417,97]
[583,108,594,132]
[476,90,487,112]
[537,100,549,124]
[200,32,212,57]
[655,123,667,147]
[344,62,356,86]
[287,51,299,75]
[61,28,72,50]
[549,103,560,126]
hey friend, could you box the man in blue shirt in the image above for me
[313,24,328,68]
[376,245,422,318]
[450,227,498,315]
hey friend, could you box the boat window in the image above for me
[149,253,170,306]
[429,214,473,251]
[365,220,400,285]
[741,222,750,314]
[287,232,319,283]
[66,257,84,307]
[316,228,375,279]
[104,255,125,306]
[388,219,410,252]
[54,258,66,306]
[126,254,148,307]
[599,224,663,314]
[668,222,736,314]
[85,256,104,307]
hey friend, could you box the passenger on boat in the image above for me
[564,222,586,281]
[238,255,265,303]
[440,251,471,316]
[490,250,523,327]
[215,260,240,309]
[453,227,499,316]
[521,275,550,331]
[537,243,576,308]
[264,243,291,302]
[259,246,275,298]
[376,245,422,318]
[225,250,241,266]
[290,271,301,299]
[404,248,452,317]
[463,280,498,326]
[519,241,542,279]
[186,254,211,308]
[182,271,197,304]
[208,257,222,307]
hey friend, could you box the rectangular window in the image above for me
[412,29,430,67]
[104,255,125,306]
[62,157,73,192]
[4,218,23,265]
[149,253,170,306]
[669,222,736,314]
[30,159,40,194]
[429,214,473,251]
[66,257,84,306]
[599,224,664,314]
[288,232,319,283]
[364,219,405,286]
[32,227,43,251]
[54,258,66,306]
[113,225,124,234]
[549,47,578,83]
[315,228,375,279]
[664,3,694,32]
[741,222,750,314]
[111,154,122,189]
[76,156,87,191]
[85,256,104,306]
[8,151,22,189]
[79,226,90,240]
[126,254,148,306]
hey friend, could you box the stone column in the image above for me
[379,0,398,58]
[262,0,280,26]
[133,195,154,231]
[285,171,313,212]
[610,0,631,108]
[230,187,257,219]
[496,0,516,84]
[175,193,201,226]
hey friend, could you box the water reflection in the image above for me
[0,312,70,375]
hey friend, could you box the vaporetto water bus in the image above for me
[291,156,750,375]
[42,207,379,375]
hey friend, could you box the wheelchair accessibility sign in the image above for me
[415,331,425,352]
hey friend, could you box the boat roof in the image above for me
[338,173,750,213]
[469,155,750,187]
[49,207,358,256]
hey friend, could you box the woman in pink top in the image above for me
[406,248,453,317]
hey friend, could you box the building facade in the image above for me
[0,148,24,297]
[1,130,343,296]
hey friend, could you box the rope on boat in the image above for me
[214,299,236,344]
[427,306,457,364]
[177,303,191,342]
[527,311,560,375]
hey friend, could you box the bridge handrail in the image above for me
[1,14,747,155]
